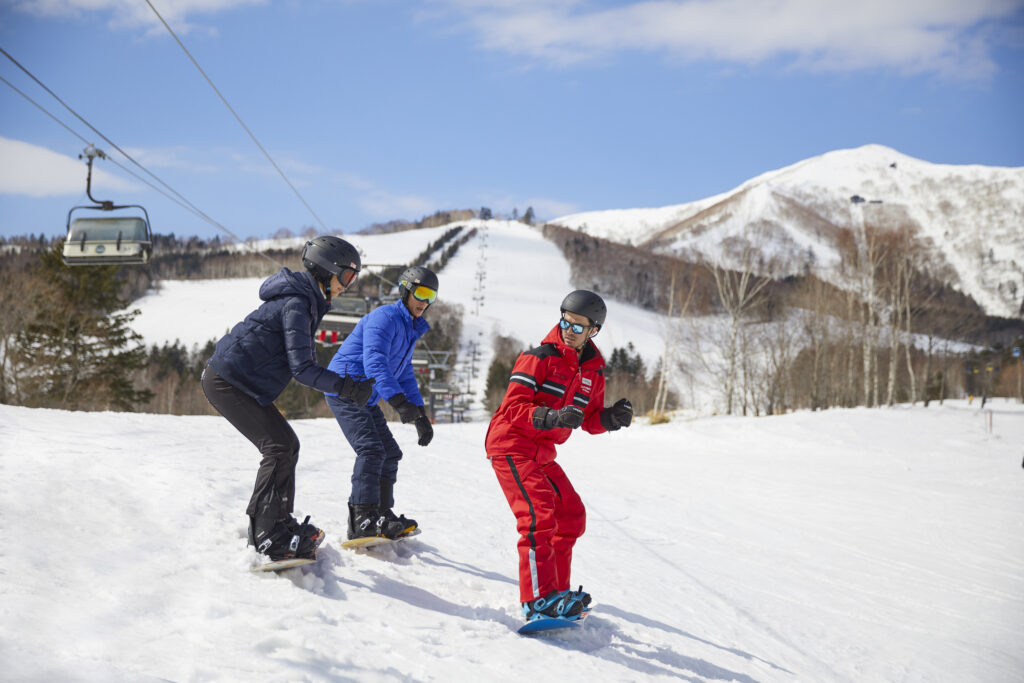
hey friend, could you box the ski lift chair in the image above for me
[62,210,153,267]
[60,144,154,267]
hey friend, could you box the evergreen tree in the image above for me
[607,343,646,380]
[523,206,535,225]
[14,243,153,411]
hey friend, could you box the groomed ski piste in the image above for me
[2,221,1022,681]
[2,401,1022,681]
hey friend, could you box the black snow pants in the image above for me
[201,367,299,522]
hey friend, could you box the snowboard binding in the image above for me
[249,514,324,561]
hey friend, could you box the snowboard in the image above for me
[250,556,318,573]
[340,528,422,550]
[517,609,590,635]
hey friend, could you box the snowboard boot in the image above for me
[347,503,407,540]
[281,514,325,550]
[521,588,589,622]
[569,585,592,612]
[379,481,417,536]
[248,515,323,560]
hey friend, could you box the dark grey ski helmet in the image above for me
[302,236,361,286]
[398,266,439,301]
[560,289,606,327]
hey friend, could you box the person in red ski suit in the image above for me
[485,290,634,621]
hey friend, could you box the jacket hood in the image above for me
[259,268,315,300]
[541,324,605,369]
[259,269,329,317]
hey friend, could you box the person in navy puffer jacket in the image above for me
[326,265,437,541]
[202,236,374,562]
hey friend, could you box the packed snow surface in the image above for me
[2,400,1023,682]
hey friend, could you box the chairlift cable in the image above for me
[144,0,332,234]
[1,73,213,218]
[0,47,284,267]
[0,45,215,225]
[0,71,181,212]
[0,73,90,146]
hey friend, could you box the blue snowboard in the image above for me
[517,610,590,635]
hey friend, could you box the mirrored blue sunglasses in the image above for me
[559,318,593,334]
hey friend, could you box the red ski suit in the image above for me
[485,325,608,602]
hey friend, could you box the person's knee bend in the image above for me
[562,506,586,538]
[266,434,300,463]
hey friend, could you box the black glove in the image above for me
[333,375,375,405]
[600,398,633,431]
[388,393,421,424]
[414,414,433,447]
[534,405,585,430]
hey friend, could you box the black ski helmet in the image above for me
[560,289,606,328]
[302,236,361,290]
[398,265,439,301]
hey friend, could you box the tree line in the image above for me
[4,219,1021,419]
[0,233,464,417]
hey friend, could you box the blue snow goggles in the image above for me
[409,284,437,304]
[559,318,594,335]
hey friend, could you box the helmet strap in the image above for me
[316,272,332,299]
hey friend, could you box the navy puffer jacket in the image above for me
[207,268,344,405]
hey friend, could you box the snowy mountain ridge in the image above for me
[554,145,1024,319]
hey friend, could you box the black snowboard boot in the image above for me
[347,503,407,540]
[379,481,417,536]
[249,515,323,560]
[281,514,325,547]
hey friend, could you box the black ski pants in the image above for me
[201,367,299,522]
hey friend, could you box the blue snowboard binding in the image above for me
[518,586,592,634]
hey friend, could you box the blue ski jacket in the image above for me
[207,268,343,405]
[327,300,429,407]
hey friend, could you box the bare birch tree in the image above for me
[708,229,774,415]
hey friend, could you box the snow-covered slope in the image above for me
[555,145,1024,318]
[2,401,1022,682]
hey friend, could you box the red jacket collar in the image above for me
[541,325,605,370]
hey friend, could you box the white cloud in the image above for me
[12,0,266,34]
[0,136,137,197]
[432,0,1024,79]
[356,190,438,220]
[332,172,438,219]
[122,145,221,173]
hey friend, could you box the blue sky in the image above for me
[1,0,1022,241]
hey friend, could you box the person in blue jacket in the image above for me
[326,265,437,540]
[202,236,375,561]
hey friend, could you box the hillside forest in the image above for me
[1,213,1022,420]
